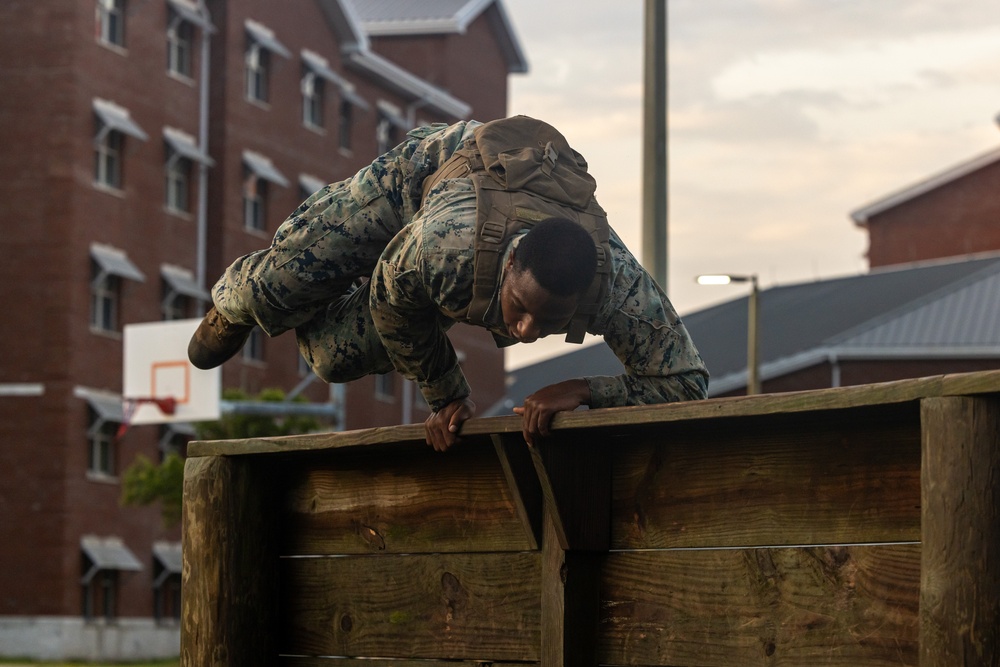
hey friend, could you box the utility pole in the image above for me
[642,0,668,291]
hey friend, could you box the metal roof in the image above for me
[342,0,528,73]
[490,254,1000,404]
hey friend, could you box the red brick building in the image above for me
[0,0,525,659]
[852,145,1000,268]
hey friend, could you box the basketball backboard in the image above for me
[123,319,221,425]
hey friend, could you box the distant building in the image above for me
[852,144,1000,268]
[0,0,524,659]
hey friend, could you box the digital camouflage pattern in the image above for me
[213,121,708,411]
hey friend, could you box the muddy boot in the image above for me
[187,306,254,369]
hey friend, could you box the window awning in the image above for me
[93,98,149,141]
[301,49,347,87]
[161,263,210,302]
[167,0,215,33]
[76,386,124,437]
[152,541,183,587]
[298,173,328,196]
[243,150,289,187]
[339,84,370,111]
[91,242,145,283]
[164,127,214,167]
[81,390,124,423]
[245,19,290,58]
[376,100,410,130]
[81,536,143,584]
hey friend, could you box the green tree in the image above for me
[121,388,322,527]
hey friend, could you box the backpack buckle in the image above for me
[481,220,505,244]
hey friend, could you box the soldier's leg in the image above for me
[294,280,393,383]
[213,164,404,337]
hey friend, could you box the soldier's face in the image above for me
[500,263,579,344]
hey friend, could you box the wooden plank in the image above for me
[612,405,922,549]
[492,433,543,550]
[920,396,1000,667]
[188,370,1000,457]
[279,438,533,555]
[600,544,920,666]
[540,508,602,666]
[279,553,540,662]
[181,456,280,667]
[279,660,530,666]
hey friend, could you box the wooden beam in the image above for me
[188,370,1000,458]
[492,433,542,550]
[540,508,602,666]
[920,396,1000,666]
[181,456,280,667]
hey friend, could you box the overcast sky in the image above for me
[499,0,1000,368]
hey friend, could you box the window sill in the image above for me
[96,39,127,56]
[338,147,353,158]
[86,471,120,485]
[165,205,193,220]
[92,182,126,198]
[167,71,196,86]
[303,122,326,136]
[245,97,271,110]
[244,226,270,239]
[89,327,123,341]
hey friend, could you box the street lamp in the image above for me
[696,273,761,395]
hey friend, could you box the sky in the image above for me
[499,0,1000,368]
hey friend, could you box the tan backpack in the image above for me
[421,116,611,344]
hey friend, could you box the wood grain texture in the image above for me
[600,545,920,666]
[612,405,922,549]
[279,553,541,662]
[279,660,530,666]
[188,370,1000,457]
[920,396,1000,667]
[181,456,280,667]
[278,438,533,555]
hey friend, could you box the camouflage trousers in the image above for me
[212,151,415,382]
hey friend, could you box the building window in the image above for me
[243,327,263,362]
[91,262,120,332]
[94,124,123,189]
[339,100,352,151]
[165,149,191,213]
[376,117,398,155]
[87,406,117,476]
[96,0,125,48]
[81,537,142,622]
[375,372,396,401]
[162,282,190,321]
[166,11,194,78]
[152,542,182,622]
[245,43,269,103]
[243,171,267,231]
[82,569,118,621]
[302,72,324,129]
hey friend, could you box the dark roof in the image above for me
[489,253,1000,406]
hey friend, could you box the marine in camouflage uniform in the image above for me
[212,121,708,413]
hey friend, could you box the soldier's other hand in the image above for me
[425,396,476,452]
[513,379,591,447]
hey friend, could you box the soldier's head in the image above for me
[501,218,598,344]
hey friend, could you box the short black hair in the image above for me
[513,217,597,296]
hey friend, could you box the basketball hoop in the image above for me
[116,396,178,441]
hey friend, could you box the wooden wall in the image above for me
[182,371,1000,666]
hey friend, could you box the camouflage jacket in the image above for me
[370,172,709,412]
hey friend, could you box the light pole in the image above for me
[696,274,761,395]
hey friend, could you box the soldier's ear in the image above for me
[505,249,516,270]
